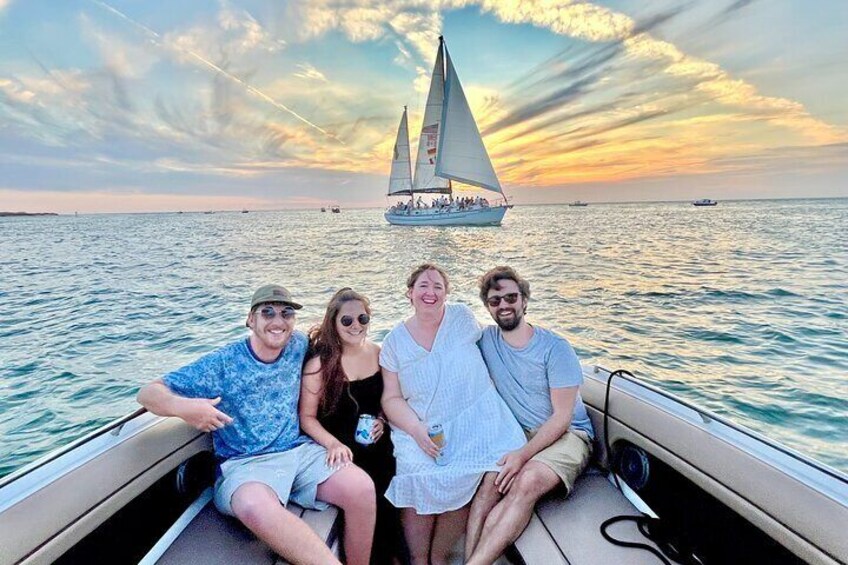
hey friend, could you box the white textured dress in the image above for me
[380,303,526,514]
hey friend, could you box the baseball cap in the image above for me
[250,284,303,310]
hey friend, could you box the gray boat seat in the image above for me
[141,488,340,565]
[514,468,663,565]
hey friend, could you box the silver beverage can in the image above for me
[355,414,377,445]
[428,423,447,465]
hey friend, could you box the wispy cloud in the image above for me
[91,0,340,142]
[293,63,327,82]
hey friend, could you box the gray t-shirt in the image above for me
[478,325,594,438]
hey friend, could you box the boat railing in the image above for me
[0,407,149,489]
[386,196,511,215]
[590,365,848,484]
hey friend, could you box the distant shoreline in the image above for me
[0,212,59,217]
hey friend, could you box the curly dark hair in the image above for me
[478,266,531,305]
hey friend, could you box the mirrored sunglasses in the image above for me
[340,314,370,327]
[486,293,520,307]
[258,305,296,320]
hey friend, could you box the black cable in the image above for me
[602,369,676,565]
[600,515,673,565]
[603,368,636,492]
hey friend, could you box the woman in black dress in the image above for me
[300,288,401,564]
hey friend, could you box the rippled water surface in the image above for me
[1,199,846,477]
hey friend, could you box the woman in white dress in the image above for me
[380,264,526,565]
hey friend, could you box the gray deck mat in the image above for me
[530,471,663,565]
[155,500,338,565]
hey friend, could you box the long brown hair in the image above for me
[306,288,372,416]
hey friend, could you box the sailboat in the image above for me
[385,37,511,226]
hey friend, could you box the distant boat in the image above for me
[320,207,327,212]
[241,209,249,214]
[384,37,511,227]
[331,205,341,213]
[693,199,718,207]
[569,201,589,207]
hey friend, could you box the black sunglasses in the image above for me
[257,305,296,320]
[340,314,370,327]
[486,293,521,307]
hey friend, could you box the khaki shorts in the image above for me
[528,428,593,494]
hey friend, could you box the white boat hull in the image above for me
[385,205,508,226]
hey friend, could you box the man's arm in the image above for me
[137,379,232,432]
[494,386,578,493]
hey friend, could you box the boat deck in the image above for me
[141,467,661,565]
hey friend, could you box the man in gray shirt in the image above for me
[466,266,594,565]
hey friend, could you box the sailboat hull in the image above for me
[385,205,508,226]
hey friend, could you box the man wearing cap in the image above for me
[138,284,376,565]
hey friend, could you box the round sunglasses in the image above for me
[257,305,296,320]
[485,293,521,307]
[340,313,370,327]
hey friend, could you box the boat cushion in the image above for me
[149,490,339,565]
[514,469,663,565]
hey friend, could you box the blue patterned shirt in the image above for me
[162,333,309,460]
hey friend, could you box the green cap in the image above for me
[250,284,303,310]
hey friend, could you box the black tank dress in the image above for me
[319,371,402,564]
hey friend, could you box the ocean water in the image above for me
[1,199,846,478]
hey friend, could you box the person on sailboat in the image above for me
[380,264,525,565]
[300,288,403,565]
[465,267,595,565]
[137,285,377,565]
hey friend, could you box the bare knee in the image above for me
[231,483,280,529]
[329,468,376,512]
[510,466,556,502]
[477,472,501,503]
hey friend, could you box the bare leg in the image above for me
[466,473,501,558]
[402,508,435,565]
[430,505,470,565]
[466,462,560,565]
[316,465,377,565]
[231,482,340,565]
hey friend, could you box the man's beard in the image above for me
[495,309,522,331]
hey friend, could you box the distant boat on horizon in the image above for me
[568,200,589,207]
[693,199,718,207]
[331,205,341,213]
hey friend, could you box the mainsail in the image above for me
[387,106,413,195]
[435,43,502,193]
[412,44,451,194]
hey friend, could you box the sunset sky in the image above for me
[1,0,847,213]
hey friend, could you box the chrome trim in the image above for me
[0,411,168,513]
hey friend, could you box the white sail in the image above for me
[435,44,502,194]
[412,45,451,193]
[387,107,413,195]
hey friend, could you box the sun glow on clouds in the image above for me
[276,0,847,187]
[1,0,846,210]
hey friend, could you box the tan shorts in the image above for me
[528,428,593,494]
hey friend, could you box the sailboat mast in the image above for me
[404,105,412,187]
[411,36,451,196]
